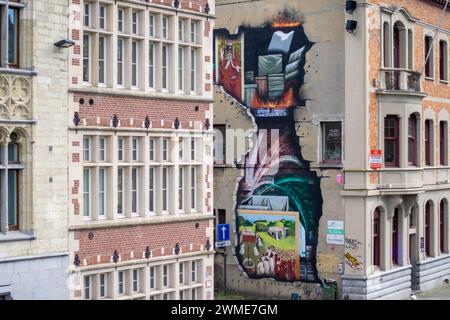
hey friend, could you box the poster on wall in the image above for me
[326,220,344,245]
[237,209,301,281]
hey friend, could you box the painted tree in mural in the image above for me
[215,9,323,283]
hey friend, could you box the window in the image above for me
[98,36,106,85]
[439,41,448,81]
[191,167,196,210]
[83,168,91,217]
[83,275,92,300]
[408,114,418,166]
[179,262,185,285]
[425,120,433,166]
[118,138,124,161]
[178,47,184,91]
[163,265,169,288]
[383,22,390,68]
[392,208,399,266]
[162,45,168,90]
[384,116,399,167]
[162,167,168,212]
[149,167,155,213]
[131,168,139,214]
[83,137,91,161]
[425,36,434,78]
[162,16,169,39]
[117,167,124,215]
[149,42,155,88]
[3,136,22,230]
[83,34,91,83]
[191,288,197,300]
[393,22,406,69]
[190,48,196,92]
[132,269,139,292]
[425,201,432,257]
[83,3,91,27]
[321,122,342,164]
[191,261,197,283]
[3,8,20,67]
[408,30,413,70]
[99,5,106,30]
[99,274,107,298]
[98,168,106,217]
[131,41,138,87]
[149,267,155,289]
[179,167,184,211]
[190,21,196,43]
[117,38,124,86]
[440,200,446,254]
[440,121,447,166]
[149,14,155,37]
[373,208,381,268]
[163,293,168,300]
[180,290,185,300]
[179,19,184,42]
[132,11,138,34]
[132,137,139,161]
[191,139,195,161]
[117,9,124,32]
[98,138,106,161]
[214,125,226,165]
[162,138,169,161]
[118,271,124,295]
[149,139,155,161]
[179,138,183,160]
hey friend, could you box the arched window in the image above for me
[408,114,418,167]
[392,208,399,266]
[393,22,406,69]
[425,119,433,166]
[440,199,447,254]
[383,22,391,68]
[373,208,381,268]
[425,201,433,257]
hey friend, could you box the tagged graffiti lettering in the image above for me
[345,252,363,271]
[345,238,362,251]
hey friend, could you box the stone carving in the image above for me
[0,74,32,120]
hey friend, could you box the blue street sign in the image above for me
[217,224,230,242]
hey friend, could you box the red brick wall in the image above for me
[74,220,210,266]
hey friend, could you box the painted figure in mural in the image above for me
[215,9,323,284]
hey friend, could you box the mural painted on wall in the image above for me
[214,9,323,283]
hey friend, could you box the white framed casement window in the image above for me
[149,267,156,290]
[117,167,124,216]
[179,290,185,300]
[98,168,106,218]
[162,138,169,161]
[131,41,139,88]
[190,138,195,161]
[162,15,169,39]
[149,42,155,89]
[99,274,107,299]
[190,167,196,211]
[162,167,168,213]
[117,137,124,161]
[162,44,168,90]
[83,275,92,300]
[83,168,91,218]
[179,262,185,285]
[178,19,184,42]
[162,265,169,288]
[83,2,91,27]
[98,36,106,85]
[179,138,183,161]
[132,137,139,161]
[190,21,196,43]
[149,138,155,161]
[117,38,124,87]
[117,8,124,33]
[178,46,184,92]
[178,166,184,212]
[132,269,139,293]
[190,48,196,92]
[99,137,106,161]
[132,10,139,35]
[131,167,139,215]
[191,288,197,300]
[99,5,106,30]
[118,271,125,295]
[149,13,155,37]
[191,261,197,283]
[148,167,155,214]
[83,137,92,161]
[83,34,91,83]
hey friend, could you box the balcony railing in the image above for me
[379,68,422,93]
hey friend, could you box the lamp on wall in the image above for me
[205,3,211,21]
[174,117,181,129]
[113,250,120,263]
[346,20,358,34]
[112,114,119,134]
[73,112,81,134]
[345,0,357,14]
[54,39,75,48]
[144,115,151,135]
[73,254,81,267]
[204,118,211,130]
[145,246,152,259]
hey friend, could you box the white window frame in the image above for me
[191,261,197,283]
[149,138,155,161]
[117,8,124,32]
[117,167,125,216]
[162,265,169,288]
[149,166,155,214]
[179,137,183,160]
[162,167,169,213]
[149,266,156,290]
[178,166,184,212]
[178,46,184,92]
[162,15,169,39]
[98,36,107,85]
[162,138,169,161]
[149,42,155,89]
[83,34,91,84]
[179,262,185,285]
[118,271,124,295]
[83,275,92,300]
[98,168,106,218]
[132,137,139,161]
[190,21,197,43]
[83,137,92,162]
[117,38,124,87]
[179,19,184,42]
[191,167,196,211]
[190,48,196,93]
[99,137,106,161]
[132,10,139,35]
[99,273,107,299]
[117,137,124,161]
[83,168,91,218]
[83,2,91,27]
[190,138,195,161]
[162,44,168,90]
[132,269,139,293]
[131,40,139,88]
[131,167,139,215]
[149,13,155,37]
[99,5,106,30]
[191,288,197,300]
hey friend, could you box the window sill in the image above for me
[314,163,343,169]
[0,67,37,77]
[439,79,449,84]
[0,231,36,243]
[424,76,435,81]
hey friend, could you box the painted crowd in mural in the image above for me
[214,9,323,283]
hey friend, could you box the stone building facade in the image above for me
[0,0,70,300]
[66,0,216,300]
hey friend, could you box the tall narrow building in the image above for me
[67,0,215,300]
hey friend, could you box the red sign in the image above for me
[370,150,382,170]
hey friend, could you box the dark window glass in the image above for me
[384,116,399,167]
[322,122,342,164]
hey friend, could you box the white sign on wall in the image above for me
[327,220,345,245]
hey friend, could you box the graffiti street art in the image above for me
[345,238,363,251]
[344,252,363,271]
[215,9,323,283]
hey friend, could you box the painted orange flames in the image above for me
[252,88,298,109]
[271,21,302,28]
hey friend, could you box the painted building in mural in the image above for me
[213,0,450,300]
